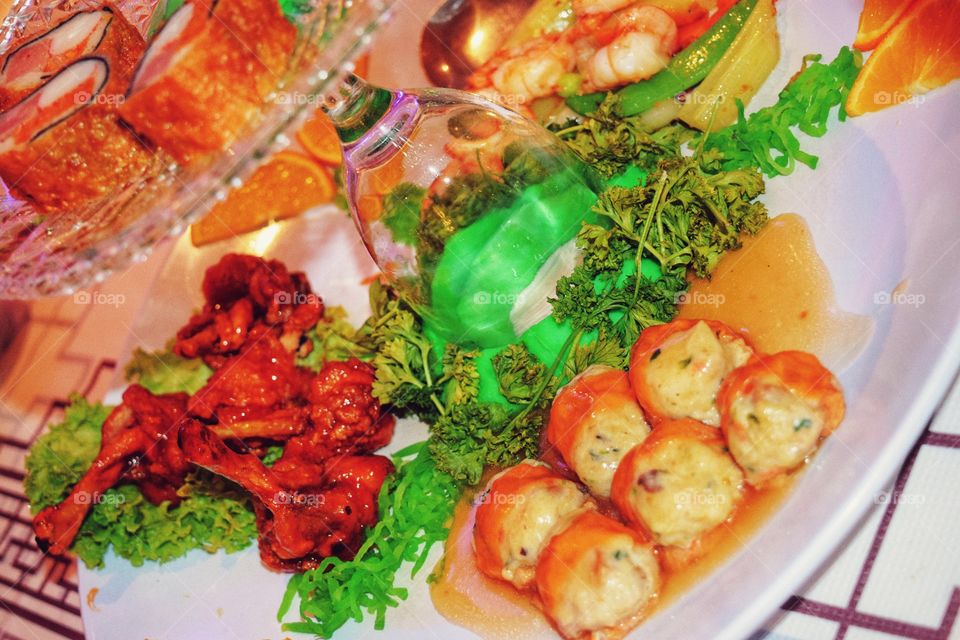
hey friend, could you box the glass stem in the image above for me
[323,74,395,144]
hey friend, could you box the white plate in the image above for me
[80,0,960,637]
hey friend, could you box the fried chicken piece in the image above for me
[180,357,396,570]
[191,342,394,477]
[208,406,307,442]
[187,326,311,428]
[119,387,192,504]
[33,251,398,572]
[33,386,189,554]
[174,254,324,367]
[179,421,394,572]
[271,359,396,480]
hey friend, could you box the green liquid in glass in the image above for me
[425,168,597,349]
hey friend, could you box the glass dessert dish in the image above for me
[0,0,393,298]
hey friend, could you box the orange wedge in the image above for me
[191,152,335,246]
[353,53,370,79]
[297,110,342,165]
[357,193,383,222]
[293,55,367,165]
[854,0,916,51]
[369,150,406,195]
[846,0,960,116]
[350,152,408,224]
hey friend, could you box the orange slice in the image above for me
[293,55,367,165]
[853,0,916,51]
[297,109,342,165]
[846,0,960,116]
[191,152,335,246]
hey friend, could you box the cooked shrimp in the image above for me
[580,5,678,91]
[629,319,755,427]
[473,460,594,589]
[717,351,845,487]
[547,365,650,498]
[642,0,720,26]
[611,419,744,550]
[470,36,576,105]
[572,0,635,17]
[536,510,660,638]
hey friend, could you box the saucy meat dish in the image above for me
[33,254,397,572]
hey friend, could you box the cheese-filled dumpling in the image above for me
[473,461,593,589]
[611,419,744,548]
[536,510,661,639]
[718,351,845,487]
[629,319,754,427]
[547,365,651,497]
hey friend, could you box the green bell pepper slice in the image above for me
[566,0,759,116]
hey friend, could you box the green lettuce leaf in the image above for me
[124,347,213,395]
[24,395,109,512]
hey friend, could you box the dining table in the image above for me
[0,0,958,637]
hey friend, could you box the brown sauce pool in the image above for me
[431,214,863,638]
[678,213,873,369]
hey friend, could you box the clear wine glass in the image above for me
[325,74,600,349]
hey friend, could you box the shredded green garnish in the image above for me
[701,47,863,177]
[278,442,462,637]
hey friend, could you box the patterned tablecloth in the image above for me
[0,234,958,640]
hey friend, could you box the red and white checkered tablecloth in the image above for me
[0,234,958,640]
